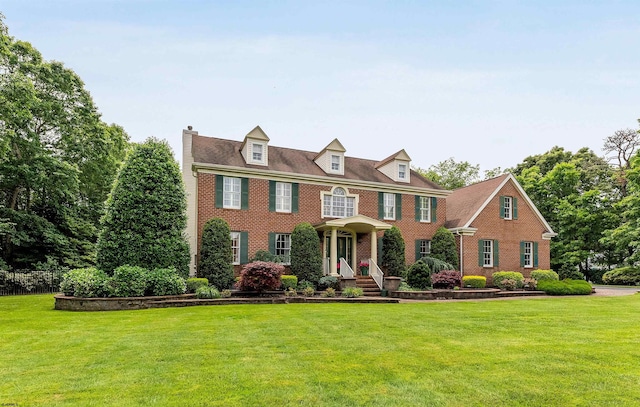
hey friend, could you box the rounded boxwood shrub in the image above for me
[492,271,524,289]
[462,275,486,288]
[406,260,432,290]
[431,270,461,289]
[280,275,298,290]
[147,268,186,296]
[538,279,592,295]
[530,270,559,282]
[237,261,284,292]
[186,278,209,293]
[602,267,640,286]
[107,265,149,297]
[60,268,108,298]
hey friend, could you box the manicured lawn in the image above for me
[1,295,640,406]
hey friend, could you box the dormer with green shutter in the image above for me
[375,149,411,183]
[240,125,270,166]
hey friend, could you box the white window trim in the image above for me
[384,193,396,220]
[275,182,292,213]
[275,233,291,264]
[503,196,513,220]
[223,177,241,209]
[483,240,493,268]
[329,154,342,173]
[321,187,358,219]
[230,232,241,265]
[419,240,431,258]
[420,196,431,223]
[523,241,533,268]
[250,142,266,165]
[398,163,407,180]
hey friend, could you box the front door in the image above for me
[325,233,353,266]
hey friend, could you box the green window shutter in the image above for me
[377,237,383,262]
[268,181,276,212]
[240,231,249,264]
[268,233,276,255]
[291,183,299,213]
[513,197,518,219]
[415,240,421,262]
[478,240,484,267]
[378,192,384,219]
[241,178,249,210]
[431,197,437,223]
[520,241,525,267]
[533,242,539,267]
[493,240,499,267]
[396,193,402,220]
[415,195,421,221]
[215,175,224,208]
[499,196,505,219]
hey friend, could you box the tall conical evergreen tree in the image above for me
[96,138,190,277]
[381,226,406,277]
[430,227,459,270]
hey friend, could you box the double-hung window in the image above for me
[503,196,512,220]
[276,182,291,213]
[420,196,431,222]
[252,143,263,163]
[398,163,407,180]
[384,193,396,220]
[275,234,291,264]
[331,155,341,172]
[483,240,493,267]
[416,239,431,261]
[230,232,241,265]
[523,241,533,268]
[223,177,241,209]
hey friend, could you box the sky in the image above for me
[3,1,640,173]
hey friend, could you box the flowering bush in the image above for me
[431,270,461,289]
[237,261,284,292]
[499,278,518,291]
[492,271,524,289]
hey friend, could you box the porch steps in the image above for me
[356,275,381,297]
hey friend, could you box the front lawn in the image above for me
[1,294,639,406]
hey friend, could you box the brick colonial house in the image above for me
[445,174,556,284]
[182,126,448,281]
[182,126,555,286]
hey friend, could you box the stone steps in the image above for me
[355,276,381,296]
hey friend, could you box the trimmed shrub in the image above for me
[186,278,209,293]
[341,287,364,298]
[106,265,149,297]
[298,280,315,290]
[96,138,190,277]
[147,268,186,296]
[60,268,108,298]
[198,218,235,290]
[237,261,284,292]
[406,260,432,290]
[290,222,323,285]
[430,227,459,270]
[431,270,461,289]
[531,270,559,282]
[381,226,406,277]
[318,276,339,290]
[538,279,592,295]
[280,275,298,290]
[196,286,221,299]
[492,271,524,289]
[322,287,336,297]
[602,267,640,286]
[462,275,486,288]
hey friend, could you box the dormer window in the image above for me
[252,143,264,163]
[240,125,269,166]
[398,163,407,180]
[331,155,341,172]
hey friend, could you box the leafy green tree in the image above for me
[198,218,235,289]
[0,15,129,269]
[381,226,405,277]
[430,227,459,270]
[290,222,323,285]
[96,138,190,277]
[414,158,480,189]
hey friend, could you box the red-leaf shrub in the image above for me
[237,261,284,292]
[431,270,461,289]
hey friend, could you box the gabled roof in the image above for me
[375,149,411,169]
[239,125,270,150]
[314,138,346,160]
[190,134,444,191]
[445,173,555,235]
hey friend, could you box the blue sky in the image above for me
[3,1,639,172]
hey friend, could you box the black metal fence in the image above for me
[0,269,64,296]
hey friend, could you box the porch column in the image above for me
[330,227,338,275]
[351,232,357,271]
[370,230,377,264]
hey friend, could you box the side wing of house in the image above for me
[447,174,555,285]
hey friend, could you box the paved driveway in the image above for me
[592,285,640,296]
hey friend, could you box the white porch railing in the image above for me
[339,258,354,278]
[368,258,383,289]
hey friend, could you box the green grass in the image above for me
[2,295,640,406]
